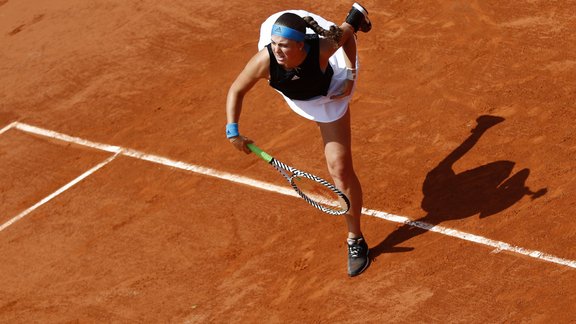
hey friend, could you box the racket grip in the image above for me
[247,143,273,163]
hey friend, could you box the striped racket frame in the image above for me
[247,143,350,215]
[271,159,350,215]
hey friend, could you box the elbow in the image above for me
[227,86,246,102]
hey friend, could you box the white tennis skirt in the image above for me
[259,10,358,123]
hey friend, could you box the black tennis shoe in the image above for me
[347,236,370,277]
[345,3,372,33]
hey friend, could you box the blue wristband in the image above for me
[226,123,239,138]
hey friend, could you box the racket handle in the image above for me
[247,143,273,163]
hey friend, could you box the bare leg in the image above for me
[317,109,363,238]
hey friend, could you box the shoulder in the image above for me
[246,48,270,79]
[255,47,270,68]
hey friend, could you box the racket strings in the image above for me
[271,160,295,181]
[292,173,349,215]
[271,159,350,215]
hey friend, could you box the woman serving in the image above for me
[225,3,372,277]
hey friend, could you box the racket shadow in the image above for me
[370,115,548,258]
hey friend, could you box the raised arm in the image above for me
[318,23,357,99]
[319,23,357,69]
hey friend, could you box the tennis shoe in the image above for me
[345,3,372,33]
[347,236,370,277]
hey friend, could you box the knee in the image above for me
[326,157,354,184]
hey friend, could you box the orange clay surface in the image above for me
[1,0,575,322]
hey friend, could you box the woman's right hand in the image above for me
[229,136,253,154]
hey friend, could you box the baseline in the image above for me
[4,122,576,269]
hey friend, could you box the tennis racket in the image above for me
[247,143,350,215]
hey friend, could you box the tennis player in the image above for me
[225,3,372,277]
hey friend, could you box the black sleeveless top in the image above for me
[266,35,334,100]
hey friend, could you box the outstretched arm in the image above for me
[226,49,269,153]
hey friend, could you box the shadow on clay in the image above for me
[370,115,548,259]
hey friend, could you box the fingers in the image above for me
[330,93,346,99]
[330,80,354,99]
[330,88,352,99]
[229,136,244,151]
[229,136,253,154]
[242,137,253,154]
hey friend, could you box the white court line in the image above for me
[361,208,576,268]
[13,122,300,199]
[8,121,576,269]
[0,153,119,232]
[0,122,16,135]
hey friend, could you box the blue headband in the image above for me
[271,24,305,42]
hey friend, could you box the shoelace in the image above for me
[348,243,364,258]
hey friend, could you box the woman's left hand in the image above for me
[330,79,354,99]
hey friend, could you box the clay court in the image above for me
[1,0,575,322]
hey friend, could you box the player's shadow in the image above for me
[371,115,547,257]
